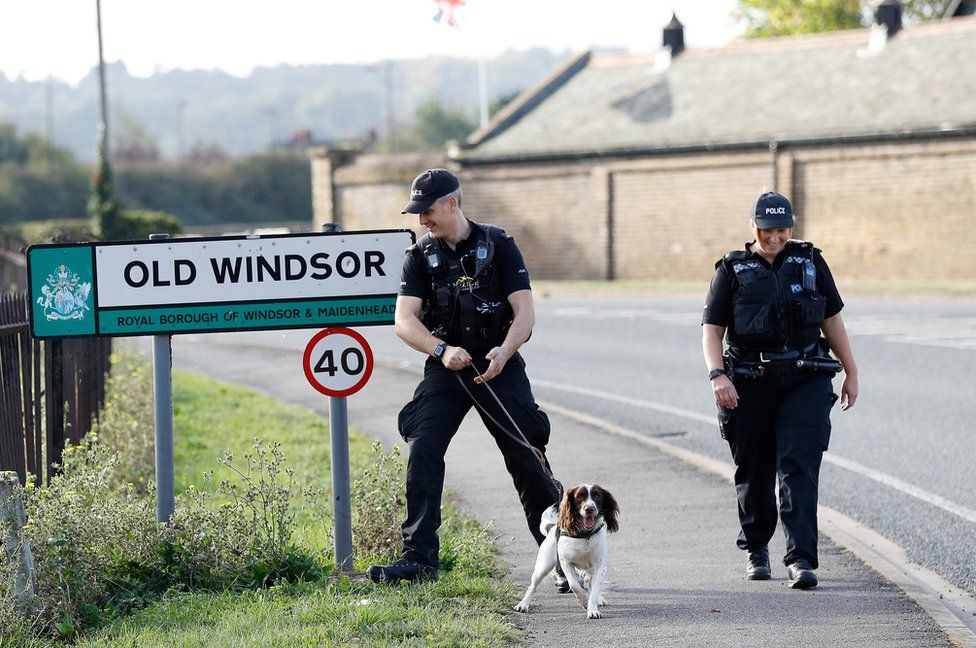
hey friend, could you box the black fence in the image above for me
[0,292,111,485]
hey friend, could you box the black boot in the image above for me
[746,547,771,580]
[553,562,570,593]
[787,560,817,589]
[366,559,438,584]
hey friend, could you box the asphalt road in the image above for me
[168,292,976,607]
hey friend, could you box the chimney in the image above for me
[663,12,685,56]
[875,0,903,38]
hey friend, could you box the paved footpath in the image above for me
[168,336,955,648]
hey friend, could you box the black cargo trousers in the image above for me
[719,371,838,569]
[397,352,559,568]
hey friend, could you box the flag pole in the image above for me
[477,56,489,128]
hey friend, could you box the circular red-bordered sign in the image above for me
[303,327,374,397]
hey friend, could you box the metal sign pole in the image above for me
[149,233,175,524]
[318,221,353,568]
[329,395,354,571]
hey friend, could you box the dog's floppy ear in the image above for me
[595,485,620,533]
[557,486,578,534]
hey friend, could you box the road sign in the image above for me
[26,229,414,338]
[303,327,374,397]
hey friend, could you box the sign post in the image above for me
[303,327,374,571]
[148,233,176,524]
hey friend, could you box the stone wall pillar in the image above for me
[0,472,37,611]
[309,146,362,231]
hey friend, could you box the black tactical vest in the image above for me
[415,223,514,353]
[720,240,827,352]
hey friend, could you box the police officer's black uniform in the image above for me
[703,229,844,577]
[393,218,559,571]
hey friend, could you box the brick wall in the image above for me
[461,163,607,279]
[312,136,976,282]
[608,153,770,280]
[792,139,976,281]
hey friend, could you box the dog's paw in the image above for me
[514,602,530,613]
[587,609,603,619]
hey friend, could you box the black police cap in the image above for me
[752,191,795,229]
[401,168,460,214]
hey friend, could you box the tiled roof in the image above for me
[461,17,976,162]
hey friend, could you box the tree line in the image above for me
[0,122,312,230]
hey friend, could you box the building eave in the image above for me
[455,124,976,166]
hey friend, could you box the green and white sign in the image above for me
[27,230,414,338]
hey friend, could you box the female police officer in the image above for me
[701,191,858,589]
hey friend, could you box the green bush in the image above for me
[20,437,162,639]
[10,218,99,245]
[13,434,324,640]
[93,353,155,493]
[167,440,320,591]
[99,209,184,242]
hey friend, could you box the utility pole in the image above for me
[385,60,396,153]
[45,76,57,176]
[92,0,120,239]
[177,100,187,160]
[95,0,109,161]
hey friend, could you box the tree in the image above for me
[734,0,950,38]
[734,0,864,38]
[490,90,522,118]
[112,112,160,163]
[89,154,123,239]
[412,99,477,151]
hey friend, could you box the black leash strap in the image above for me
[454,365,561,496]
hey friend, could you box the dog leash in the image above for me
[454,364,563,497]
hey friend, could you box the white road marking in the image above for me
[547,307,976,349]
[532,377,976,525]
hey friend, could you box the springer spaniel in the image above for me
[515,484,620,619]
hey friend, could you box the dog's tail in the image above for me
[539,503,559,536]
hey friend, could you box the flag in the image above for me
[433,0,465,28]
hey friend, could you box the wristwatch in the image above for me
[433,342,449,359]
[709,368,727,381]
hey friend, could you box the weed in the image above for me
[351,442,405,563]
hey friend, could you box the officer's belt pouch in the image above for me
[793,293,826,325]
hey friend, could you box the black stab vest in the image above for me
[720,241,827,352]
[415,223,514,352]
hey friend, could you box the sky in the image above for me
[0,0,743,85]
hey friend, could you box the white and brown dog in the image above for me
[515,484,620,618]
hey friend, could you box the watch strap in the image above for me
[709,368,727,381]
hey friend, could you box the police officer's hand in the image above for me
[474,345,512,383]
[840,374,858,410]
[712,375,739,409]
[442,345,472,372]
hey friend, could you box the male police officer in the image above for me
[367,168,562,585]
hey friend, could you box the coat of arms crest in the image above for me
[37,264,92,321]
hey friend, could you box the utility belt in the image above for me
[725,343,843,379]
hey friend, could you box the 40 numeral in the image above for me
[314,348,365,376]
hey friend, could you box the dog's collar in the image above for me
[557,522,604,540]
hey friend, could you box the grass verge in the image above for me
[73,370,520,647]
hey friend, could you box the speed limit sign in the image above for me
[303,327,374,397]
